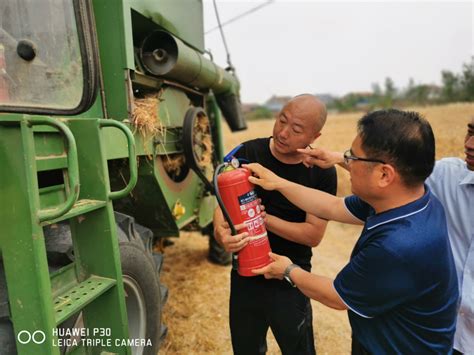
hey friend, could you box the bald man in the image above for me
[213,95,337,355]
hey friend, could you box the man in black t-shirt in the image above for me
[213,94,337,355]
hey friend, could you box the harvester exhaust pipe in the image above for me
[152,48,168,63]
[139,30,247,131]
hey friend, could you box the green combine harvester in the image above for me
[0,0,246,353]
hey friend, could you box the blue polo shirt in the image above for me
[334,186,459,354]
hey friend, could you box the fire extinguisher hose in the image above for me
[213,163,237,235]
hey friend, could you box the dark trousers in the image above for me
[229,271,316,355]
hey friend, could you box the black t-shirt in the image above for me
[234,137,337,270]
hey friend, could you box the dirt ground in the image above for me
[160,103,474,354]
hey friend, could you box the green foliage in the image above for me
[440,58,474,103]
[328,93,376,113]
[245,106,273,121]
[332,58,474,112]
[441,70,462,102]
[259,58,473,114]
[384,77,397,105]
[460,60,474,101]
[405,84,431,104]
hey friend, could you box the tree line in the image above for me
[243,58,474,120]
[329,57,474,112]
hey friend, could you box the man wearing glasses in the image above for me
[245,109,459,354]
[298,116,474,355]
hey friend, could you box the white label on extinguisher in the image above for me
[238,190,266,239]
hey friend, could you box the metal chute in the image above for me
[139,30,247,131]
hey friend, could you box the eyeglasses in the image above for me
[343,149,386,165]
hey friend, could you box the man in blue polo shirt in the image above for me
[246,109,459,354]
[296,117,474,354]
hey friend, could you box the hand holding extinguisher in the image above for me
[213,146,272,277]
[213,219,249,253]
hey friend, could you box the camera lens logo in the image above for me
[17,330,46,345]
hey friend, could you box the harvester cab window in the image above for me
[0,0,87,112]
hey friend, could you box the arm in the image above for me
[245,163,362,225]
[266,213,328,247]
[253,253,347,310]
[291,268,346,310]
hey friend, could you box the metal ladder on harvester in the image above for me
[0,115,137,354]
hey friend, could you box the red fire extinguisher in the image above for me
[215,163,272,277]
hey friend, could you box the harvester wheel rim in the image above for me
[123,274,147,354]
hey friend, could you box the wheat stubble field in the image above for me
[160,103,474,354]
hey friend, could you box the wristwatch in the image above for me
[283,264,300,287]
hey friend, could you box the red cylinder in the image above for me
[217,167,272,276]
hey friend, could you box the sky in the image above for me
[202,0,474,104]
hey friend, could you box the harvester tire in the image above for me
[0,319,15,355]
[0,213,167,355]
[115,212,167,354]
[0,260,15,354]
[119,241,162,354]
[205,224,232,266]
[0,262,15,354]
[64,213,167,355]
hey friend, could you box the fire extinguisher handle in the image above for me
[224,144,244,162]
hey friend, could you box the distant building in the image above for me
[264,95,291,112]
[315,93,337,105]
[241,103,259,114]
[263,94,338,112]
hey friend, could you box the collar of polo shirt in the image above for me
[365,185,431,231]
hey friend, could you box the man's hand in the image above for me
[243,163,287,191]
[297,147,344,169]
[257,198,268,225]
[252,252,293,279]
[213,220,250,253]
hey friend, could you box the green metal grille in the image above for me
[54,276,116,325]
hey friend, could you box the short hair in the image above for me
[357,109,435,187]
